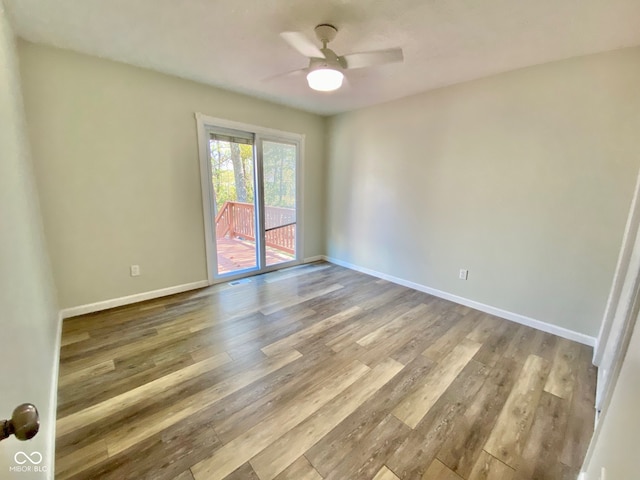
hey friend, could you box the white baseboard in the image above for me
[60,261,597,346]
[60,280,209,319]
[323,256,596,347]
[61,260,325,319]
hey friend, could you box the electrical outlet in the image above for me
[130,264,140,277]
[459,269,468,280]
[600,467,606,480]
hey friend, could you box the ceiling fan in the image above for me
[277,24,403,92]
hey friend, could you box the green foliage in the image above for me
[263,141,296,209]
[210,139,296,212]
[210,141,254,210]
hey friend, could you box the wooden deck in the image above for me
[217,237,294,275]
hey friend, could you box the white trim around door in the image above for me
[195,113,305,285]
[593,168,640,412]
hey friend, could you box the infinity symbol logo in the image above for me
[14,452,43,465]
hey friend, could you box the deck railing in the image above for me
[214,201,295,254]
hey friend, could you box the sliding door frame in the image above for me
[195,113,305,285]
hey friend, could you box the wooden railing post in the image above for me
[228,202,235,238]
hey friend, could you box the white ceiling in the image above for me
[5,0,640,115]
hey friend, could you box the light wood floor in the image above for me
[55,262,596,480]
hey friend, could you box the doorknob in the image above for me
[0,404,39,441]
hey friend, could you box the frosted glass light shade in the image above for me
[306,68,344,92]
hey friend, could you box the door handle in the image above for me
[0,404,39,441]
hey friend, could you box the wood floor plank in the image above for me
[544,338,581,399]
[356,303,429,347]
[190,360,370,480]
[55,440,109,480]
[356,282,412,312]
[212,341,368,444]
[388,314,452,366]
[386,304,465,367]
[273,456,323,480]
[56,352,240,458]
[305,354,436,476]
[421,459,464,480]
[223,462,261,480]
[466,313,502,343]
[59,325,195,376]
[57,351,232,437]
[100,349,302,457]
[191,306,317,351]
[326,302,414,353]
[372,466,401,480]
[436,356,520,479]
[357,304,438,367]
[259,283,344,315]
[483,354,550,469]
[251,358,404,480]
[385,360,489,478]
[502,325,537,363]
[515,391,570,480]
[468,450,515,480]
[61,320,171,360]
[57,350,196,418]
[57,359,115,388]
[172,470,195,480]
[60,330,90,347]
[263,262,331,283]
[393,338,482,428]
[421,311,477,362]
[67,415,222,480]
[261,305,362,356]
[359,329,436,369]
[322,414,411,480]
[529,330,559,364]
[472,321,519,367]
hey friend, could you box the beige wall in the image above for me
[326,47,640,337]
[0,6,59,478]
[18,41,326,309]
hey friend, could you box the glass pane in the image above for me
[210,138,257,275]
[262,140,296,267]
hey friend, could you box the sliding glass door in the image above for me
[209,130,258,276]
[197,115,301,281]
[260,139,297,268]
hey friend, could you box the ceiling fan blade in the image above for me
[340,48,403,69]
[262,68,307,83]
[280,31,325,59]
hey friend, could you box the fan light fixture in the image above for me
[276,24,403,92]
[306,67,344,92]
